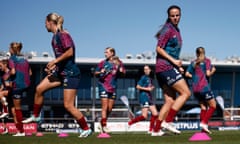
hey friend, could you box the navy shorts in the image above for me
[99,91,117,100]
[139,93,154,108]
[156,67,183,88]
[194,91,215,102]
[63,77,80,89]
[11,88,27,99]
[48,75,80,89]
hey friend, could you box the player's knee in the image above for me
[35,85,44,96]
[183,88,191,100]
[64,103,73,112]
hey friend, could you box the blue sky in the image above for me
[0,0,239,60]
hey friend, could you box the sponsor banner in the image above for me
[94,121,200,132]
[206,120,240,128]
[218,126,240,131]
[94,122,149,132]
[0,123,37,134]
[224,121,240,126]
[175,121,200,130]
[208,121,224,127]
[38,122,92,132]
[56,128,80,134]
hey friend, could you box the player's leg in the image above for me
[101,97,115,133]
[0,91,9,118]
[0,91,8,106]
[128,94,148,127]
[200,92,216,134]
[98,97,108,133]
[63,89,92,137]
[152,87,175,136]
[148,105,158,133]
[128,107,147,126]
[12,93,25,136]
[164,79,190,126]
[22,76,61,123]
[107,98,115,117]
[199,101,207,122]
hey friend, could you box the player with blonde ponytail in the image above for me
[22,12,92,138]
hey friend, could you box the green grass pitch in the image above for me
[0,130,239,144]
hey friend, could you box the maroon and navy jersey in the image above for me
[96,59,125,93]
[51,30,80,77]
[186,58,212,93]
[155,22,182,73]
[8,55,31,90]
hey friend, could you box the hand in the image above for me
[47,60,56,71]
[179,67,184,74]
[211,66,216,73]
[100,68,106,74]
[173,59,182,68]
[44,67,52,75]
[147,86,154,91]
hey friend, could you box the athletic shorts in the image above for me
[48,75,80,89]
[194,91,215,102]
[99,91,116,100]
[139,93,154,108]
[11,88,27,99]
[63,77,80,89]
[156,67,183,88]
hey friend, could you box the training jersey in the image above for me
[96,59,125,93]
[186,58,212,93]
[8,55,31,90]
[51,30,80,78]
[137,75,153,98]
[155,22,182,73]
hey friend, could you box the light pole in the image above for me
[91,67,96,122]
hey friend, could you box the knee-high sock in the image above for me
[165,108,177,123]
[101,118,107,127]
[202,107,216,124]
[33,104,42,117]
[153,119,162,132]
[128,115,145,125]
[200,109,207,122]
[15,109,24,133]
[77,117,89,130]
[149,115,158,130]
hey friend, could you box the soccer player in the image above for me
[95,47,125,133]
[8,42,32,136]
[0,59,11,119]
[22,13,92,138]
[185,47,216,134]
[128,65,160,135]
[153,5,191,135]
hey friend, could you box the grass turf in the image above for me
[0,130,239,144]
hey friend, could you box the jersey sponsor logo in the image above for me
[13,94,21,99]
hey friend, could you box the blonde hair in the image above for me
[10,42,22,55]
[46,13,64,31]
